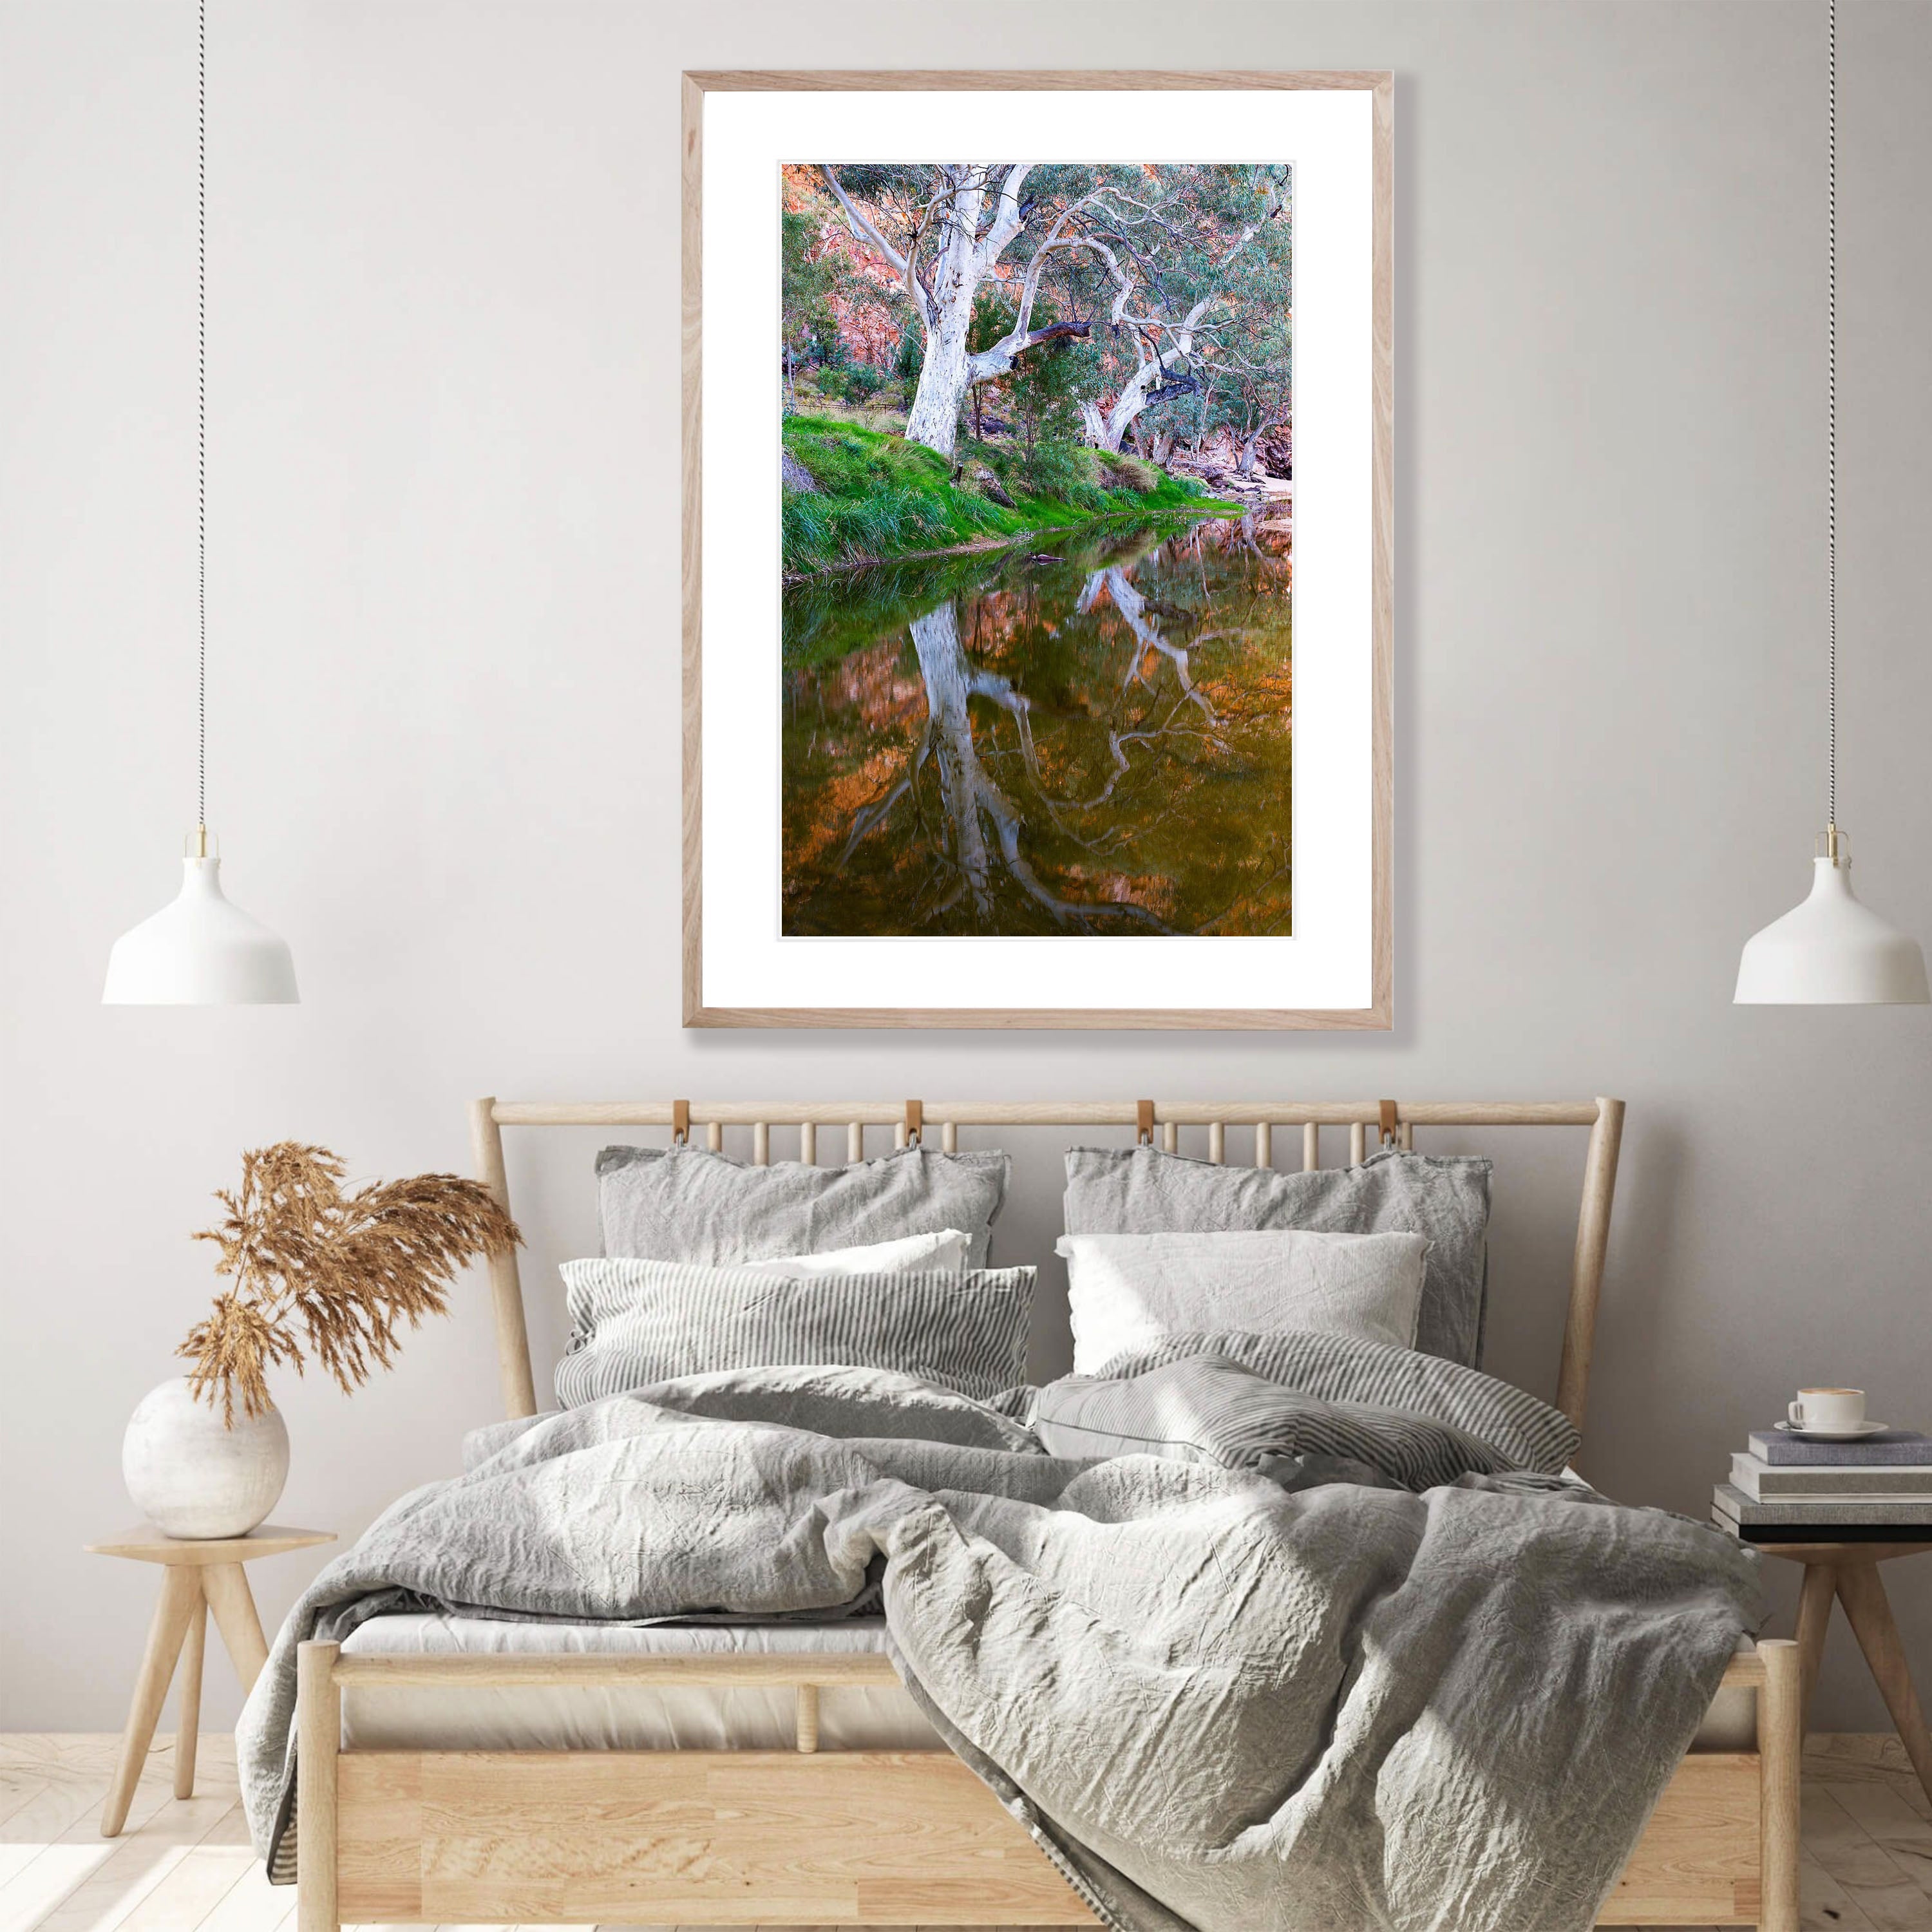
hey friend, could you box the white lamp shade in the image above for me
[102,855,299,1005]
[1734,855,1929,1005]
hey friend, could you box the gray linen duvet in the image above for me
[237,1349,1761,1932]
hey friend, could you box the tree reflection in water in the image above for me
[782,516,1291,938]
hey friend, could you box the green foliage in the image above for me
[974,437,1195,506]
[781,416,1226,576]
[1010,330,1096,452]
[780,210,838,385]
[1009,437,1104,505]
[962,292,1013,442]
[967,292,1012,357]
[961,292,1098,450]
[815,363,889,404]
[822,164,928,206]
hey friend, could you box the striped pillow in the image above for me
[556,1258,1035,1408]
[1077,1329,1579,1475]
[1030,1356,1530,1492]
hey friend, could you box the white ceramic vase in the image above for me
[122,1377,289,1539]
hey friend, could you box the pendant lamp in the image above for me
[1735,0,1927,1006]
[104,0,298,1006]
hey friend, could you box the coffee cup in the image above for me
[1788,1388,1866,1433]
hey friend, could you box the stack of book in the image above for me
[1714,1429,1932,1540]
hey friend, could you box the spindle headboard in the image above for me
[469,1096,1625,1442]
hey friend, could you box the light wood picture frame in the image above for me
[682,71,1393,1028]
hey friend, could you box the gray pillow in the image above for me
[598,1143,1010,1269]
[556,1258,1035,1407]
[1062,1146,1492,1366]
[1028,1354,1548,1490]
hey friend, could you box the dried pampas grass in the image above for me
[180,1142,522,1425]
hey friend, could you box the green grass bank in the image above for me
[781,415,1239,577]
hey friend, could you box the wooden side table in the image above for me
[1752,1537,1932,1804]
[87,1521,334,1837]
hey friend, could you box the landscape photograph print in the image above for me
[779,160,1294,940]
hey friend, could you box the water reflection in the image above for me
[782,516,1292,938]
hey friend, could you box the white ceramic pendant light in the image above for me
[1735,0,1927,1007]
[104,0,298,1007]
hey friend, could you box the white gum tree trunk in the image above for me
[902,185,984,457]
[824,163,1104,463]
[909,601,994,914]
[1081,295,1217,453]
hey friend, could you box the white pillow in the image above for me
[733,1227,971,1278]
[1054,1229,1430,1373]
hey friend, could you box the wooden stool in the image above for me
[1760,1538,1932,1803]
[87,1521,334,1837]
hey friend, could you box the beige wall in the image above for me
[3,0,1929,1732]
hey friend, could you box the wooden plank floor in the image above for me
[5,1734,1929,1932]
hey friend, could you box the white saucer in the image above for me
[1775,1419,1890,1441]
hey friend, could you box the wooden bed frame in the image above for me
[294,1096,1799,1931]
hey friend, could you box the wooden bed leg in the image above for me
[298,1641,341,1932]
[1759,1638,1800,1932]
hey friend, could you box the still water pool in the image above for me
[781,515,1292,938]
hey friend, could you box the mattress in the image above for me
[339,1612,1758,1754]
[339,1614,941,1752]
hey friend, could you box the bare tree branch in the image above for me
[976,164,1037,269]
[961,190,1114,389]
[821,164,937,330]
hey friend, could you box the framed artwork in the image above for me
[682,70,1391,1028]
